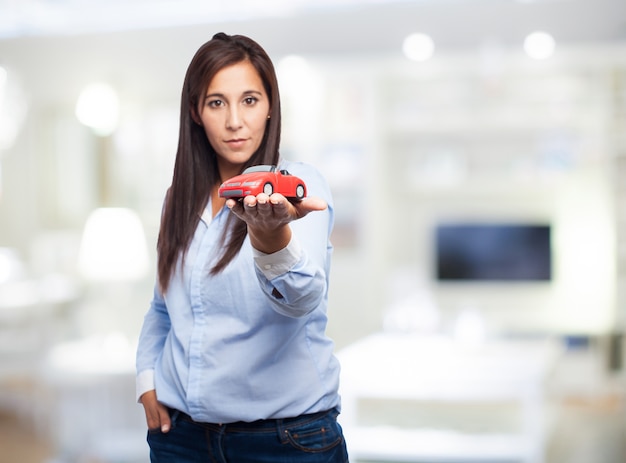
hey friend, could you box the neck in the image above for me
[210,184,226,218]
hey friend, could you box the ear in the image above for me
[190,107,202,126]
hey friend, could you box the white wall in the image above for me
[308,50,625,342]
[0,30,624,348]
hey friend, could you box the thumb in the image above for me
[294,196,328,216]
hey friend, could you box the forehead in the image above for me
[207,60,265,94]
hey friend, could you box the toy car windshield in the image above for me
[242,165,276,173]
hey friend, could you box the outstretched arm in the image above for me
[226,193,327,254]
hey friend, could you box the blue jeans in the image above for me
[147,408,349,463]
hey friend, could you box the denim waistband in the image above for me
[173,407,336,432]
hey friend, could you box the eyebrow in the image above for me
[204,89,264,101]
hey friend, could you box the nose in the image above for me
[226,107,243,130]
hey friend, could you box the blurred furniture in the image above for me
[78,207,148,282]
[76,207,150,338]
[337,333,562,463]
[0,259,79,430]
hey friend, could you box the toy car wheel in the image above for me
[295,184,305,199]
[263,183,273,195]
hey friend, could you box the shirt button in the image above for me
[264,264,272,270]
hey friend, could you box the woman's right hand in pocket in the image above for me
[140,389,172,433]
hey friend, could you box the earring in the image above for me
[267,115,271,119]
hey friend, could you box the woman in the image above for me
[135,32,348,463]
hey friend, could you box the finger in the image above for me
[157,405,172,433]
[243,195,257,209]
[255,194,271,215]
[267,194,290,219]
[268,193,288,206]
[145,407,161,430]
[140,390,161,430]
[226,199,249,221]
[256,193,270,205]
[228,196,258,221]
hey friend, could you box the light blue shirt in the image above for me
[135,161,341,423]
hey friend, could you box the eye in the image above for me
[243,96,258,105]
[207,99,223,108]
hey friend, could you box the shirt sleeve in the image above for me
[136,368,155,403]
[136,283,171,397]
[252,235,302,279]
[252,162,334,318]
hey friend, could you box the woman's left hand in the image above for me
[226,193,327,254]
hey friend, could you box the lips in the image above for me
[225,138,248,149]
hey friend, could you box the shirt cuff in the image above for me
[136,369,155,403]
[253,235,302,280]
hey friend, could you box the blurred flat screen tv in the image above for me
[435,223,552,281]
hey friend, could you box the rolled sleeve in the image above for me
[136,368,155,403]
[253,235,302,280]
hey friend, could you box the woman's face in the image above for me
[198,60,271,178]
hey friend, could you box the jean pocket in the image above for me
[147,408,180,434]
[282,411,344,453]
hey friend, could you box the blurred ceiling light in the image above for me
[402,33,435,62]
[75,82,120,136]
[78,208,149,281]
[523,31,556,60]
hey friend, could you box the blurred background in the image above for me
[0,0,625,462]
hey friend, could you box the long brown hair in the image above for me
[157,33,282,292]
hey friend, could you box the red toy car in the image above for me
[218,165,307,200]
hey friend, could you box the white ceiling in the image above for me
[0,0,625,54]
[0,0,624,109]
